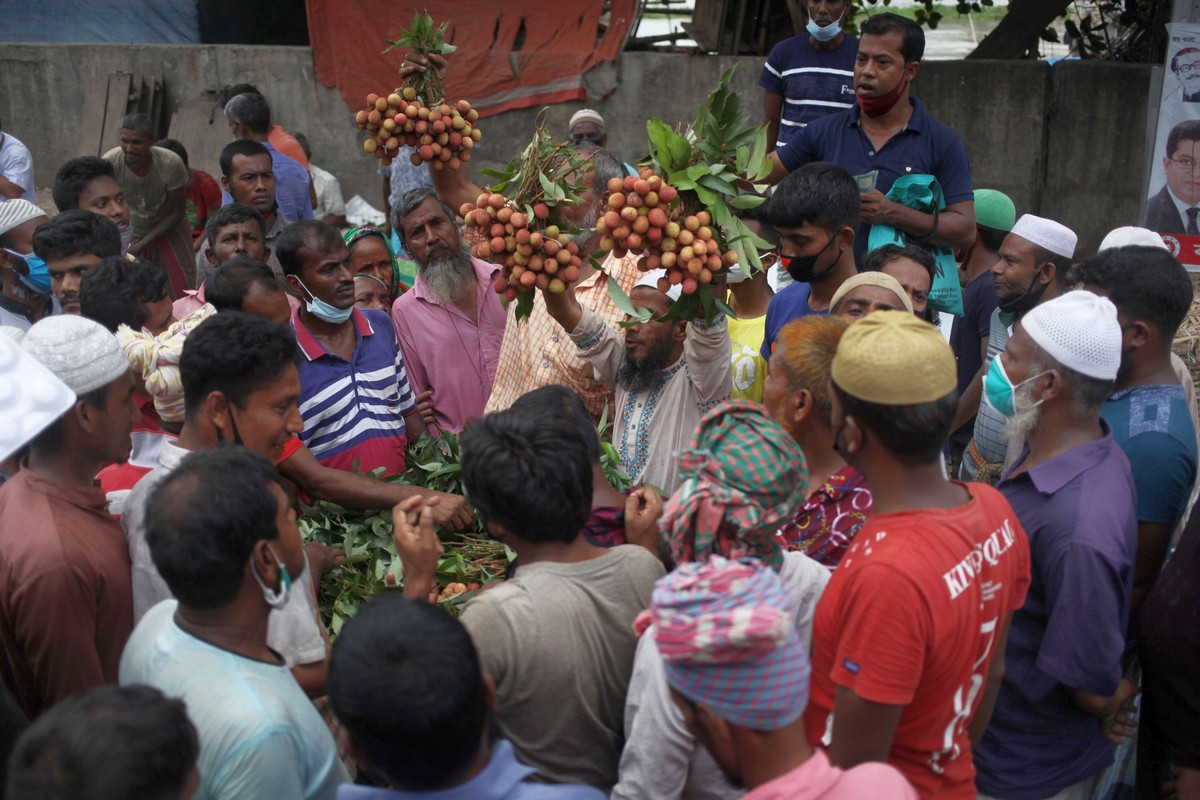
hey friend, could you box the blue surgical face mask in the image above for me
[806,16,843,42]
[3,248,51,294]
[295,278,353,324]
[983,356,1046,418]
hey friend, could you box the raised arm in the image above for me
[551,287,625,389]
[399,51,484,213]
[684,277,732,406]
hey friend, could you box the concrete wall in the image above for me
[0,44,1150,253]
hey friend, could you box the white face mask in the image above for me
[806,16,842,42]
[250,544,294,610]
[725,262,752,284]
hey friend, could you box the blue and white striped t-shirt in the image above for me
[293,306,416,477]
[758,34,858,148]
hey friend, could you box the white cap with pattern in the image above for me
[0,333,76,461]
[1020,289,1121,381]
[568,109,605,131]
[0,199,45,237]
[22,315,130,395]
[1010,214,1078,259]
[634,269,683,302]
[1099,226,1169,251]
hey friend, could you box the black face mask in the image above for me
[216,407,246,447]
[784,232,841,284]
[997,273,1047,318]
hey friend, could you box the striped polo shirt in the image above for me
[293,306,416,477]
[758,34,858,148]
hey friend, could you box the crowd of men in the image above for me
[0,5,1197,800]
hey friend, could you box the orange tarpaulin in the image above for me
[305,1,637,118]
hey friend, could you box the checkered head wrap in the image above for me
[647,555,809,730]
[661,400,808,571]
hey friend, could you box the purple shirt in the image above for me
[975,423,1137,798]
[390,256,506,433]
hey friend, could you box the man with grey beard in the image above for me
[389,188,507,433]
[975,290,1140,800]
[417,143,643,420]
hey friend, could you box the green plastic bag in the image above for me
[866,174,963,316]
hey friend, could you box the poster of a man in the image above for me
[1144,23,1200,258]
[1146,120,1200,234]
[1172,46,1200,102]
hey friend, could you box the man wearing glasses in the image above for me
[1171,47,1200,102]
[1146,119,1200,234]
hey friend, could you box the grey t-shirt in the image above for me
[460,545,665,792]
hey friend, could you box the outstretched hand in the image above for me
[426,490,475,531]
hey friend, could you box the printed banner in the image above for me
[1145,23,1200,267]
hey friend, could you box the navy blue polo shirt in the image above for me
[776,97,973,264]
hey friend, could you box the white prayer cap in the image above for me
[0,326,24,343]
[0,199,46,237]
[1099,226,1169,251]
[568,109,606,131]
[22,315,130,395]
[0,332,75,461]
[634,269,683,303]
[1021,290,1121,381]
[1009,214,1078,259]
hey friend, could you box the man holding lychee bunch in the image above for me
[400,50,644,422]
[541,264,732,495]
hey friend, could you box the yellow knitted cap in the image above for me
[831,310,957,404]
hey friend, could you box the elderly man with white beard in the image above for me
[974,290,1140,800]
[416,142,644,421]
[390,187,507,433]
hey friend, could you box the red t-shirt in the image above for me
[278,434,304,464]
[97,390,172,517]
[804,481,1031,799]
[185,169,222,242]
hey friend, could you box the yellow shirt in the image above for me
[727,309,768,404]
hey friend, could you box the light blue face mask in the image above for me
[294,278,353,324]
[3,248,51,294]
[983,356,1047,418]
[806,16,843,42]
